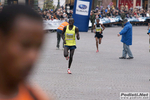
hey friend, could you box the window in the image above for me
[112,0,117,8]
[66,0,70,4]
[8,0,18,5]
[97,0,102,7]
[66,0,74,5]
[97,1,100,7]
[70,0,74,5]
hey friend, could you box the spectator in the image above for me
[100,5,103,11]
[134,11,137,17]
[42,11,47,19]
[121,3,124,11]
[146,11,150,17]
[95,5,99,11]
[56,11,60,19]
[125,3,128,11]
[118,19,134,59]
[121,11,126,27]
[102,12,106,18]
[90,11,96,32]
[116,12,119,16]
[106,10,111,17]
[137,11,141,17]
[46,12,50,20]
[68,10,73,18]
[126,14,130,18]
[56,18,69,49]
[53,13,57,19]
[40,2,149,28]
[112,11,116,17]
[60,13,64,20]
[136,3,142,10]
[105,7,108,13]
[50,9,54,15]
[140,10,146,17]
[99,13,102,18]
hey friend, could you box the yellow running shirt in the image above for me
[96,24,102,32]
[65,25,76,46]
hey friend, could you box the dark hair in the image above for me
[123,19,128,22]
[0,4,43,35]
[69,18,74,21]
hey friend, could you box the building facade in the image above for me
[65,0,74,9]
[113,0,148,10]
[92,0,103,9]
[0,0,35,7]
[1,0,148,10]
[92,0,149,10]
[148,0,150,10]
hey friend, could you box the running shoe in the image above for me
[67,69,72,74]
[96,50,99,53]
[56,47,59,50]
[65,56,69,60]
[127,57,134,59]
[119,57,126,59]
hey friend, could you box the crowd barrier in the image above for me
[43,20,65,30]
[44,17,149,30]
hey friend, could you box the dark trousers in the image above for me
[57,29,63,48]
[91,22,94,32]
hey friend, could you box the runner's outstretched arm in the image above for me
[100,24,105,32]
[93,24,96,33]
[75,27,80,40]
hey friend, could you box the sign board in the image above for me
[75,0,90,16]
[73,0,92,32]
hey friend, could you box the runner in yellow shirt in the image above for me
[62,18,80,74]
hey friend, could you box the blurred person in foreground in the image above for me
[0,5,50,100]
[118,19,134,59]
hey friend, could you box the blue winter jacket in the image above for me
[119,22,132,45]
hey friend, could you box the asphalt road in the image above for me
[30,26,150,100]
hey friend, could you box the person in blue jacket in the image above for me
[118,19,134,59]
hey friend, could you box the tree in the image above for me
[43,0,54,10]
[57,0,60,8]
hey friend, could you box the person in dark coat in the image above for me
[118,19,134,59]
[121,11,126,27]
[90,11,95,32]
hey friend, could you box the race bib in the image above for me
[96,27,101,32]
[66,34,73,40]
